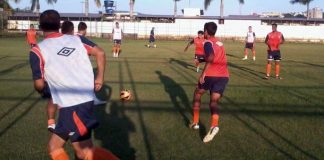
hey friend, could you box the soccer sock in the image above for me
[211,114,219,128]
[266,63,271,76]
[48,119,55,126]
[193,106,200,124]
[85,147,119,160]
[50,148,69,160]
[253,50,256,58]
[117,47,120,55]
[244,50,248,58]
[275,63,280,77]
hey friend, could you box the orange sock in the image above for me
[193,107,199,124]
[275,64,280,77]
[211,114,219,127]
[48,119,55,125]
[266,63,271,76]
[85,147,119,160]
[50,148,69,160]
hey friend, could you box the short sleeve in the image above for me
[29,51,43,80]
[204,42,214,58]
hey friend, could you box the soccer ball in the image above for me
[120,89,131,101]
[153,44,157,48]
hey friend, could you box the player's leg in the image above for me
[190,88,206,129]
[116,43,121,57]
[264,51,274,79]
[275,61,282,79]
[48,133,69,160]
[243,48,248,60]
[252,46,256,61]
[112,41,117,57]
[209,92,221,128]
[72,139,119,160]
[47,99,57,131]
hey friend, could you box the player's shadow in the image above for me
[169,58,195,70]
[155,71,192,126]
[94,84,136,160]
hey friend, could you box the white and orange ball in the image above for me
[120,89,131,101]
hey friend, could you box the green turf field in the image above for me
[0,37,323,160]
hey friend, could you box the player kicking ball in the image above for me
[184,31,205,72]
[189,22,229,143]
[29,10,118,160]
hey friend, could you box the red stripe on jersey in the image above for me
[83,44,93,55]
[31,46,45,79]
[44,32,63,39]
[73,111,88,136]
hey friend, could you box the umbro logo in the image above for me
[57,47,75,56]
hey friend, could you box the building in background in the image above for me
[309,7,323,19]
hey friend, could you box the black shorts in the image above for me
[245,43,254,49]
[267,50,281,61]
[198,77,229,95]
[194,54,206,63]
[113,39,122,44]
[149,36,155,43]
[53,101,99,142]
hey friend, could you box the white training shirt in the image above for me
[113,27,122,40]
[246,31,255,43]
[37,34,94,108]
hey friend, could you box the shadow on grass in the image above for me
[169,58,195,70]
[223,96,320,160]
[94,84,136,160]
[156,71,191,126]
[0,61,29,76]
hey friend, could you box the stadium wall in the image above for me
[7,19,324,42]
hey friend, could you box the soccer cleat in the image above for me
[203,126,219,143]
[242,57,248,60]
[263,75,270,80]
[196,67,200,72]
[94,97,107,105]
[189,123,200,130]
[253,57,256,61]
[275,76,283,80]
[48,124,56,132]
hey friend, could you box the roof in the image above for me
[10,12,101,18]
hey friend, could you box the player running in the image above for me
[184,30,205,72]
[112,22,123,57]
[26,24,37,48]
[264,23,285,79]
[242,26,256,61]
[29,10,118,160]
[189,22,229,143]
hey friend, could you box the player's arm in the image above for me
[253,32,256,44]
[281,34,285,44]
[29,51,45,92]
[80,36,106,91]
[184,39,194,52]
[200,42,214,84]
[112,28,114,40]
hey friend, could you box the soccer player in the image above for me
[242,26,256,61]
[184,30,205,72]
[264,23,285,79]
[29,10,118,160]
[77,21,87,36]
[61,21,74,35]
[147,27,156,48]
[189,22,229,143]
[112,22,123,58]
[26,24,37,48]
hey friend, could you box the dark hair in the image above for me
[39,10,60,32]
[198,30,204,35]
[204,22,217,36]
[61,21,74,34]
[78,22,87,31]
[272,23,277,27]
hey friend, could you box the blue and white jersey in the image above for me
[30,33,97,108]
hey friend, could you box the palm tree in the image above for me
[204,0,244,18]
[174,0,181,17]
[290,0,314,20]
[129,0,135,19]
[83,0,101,16]
[31,0,57,14]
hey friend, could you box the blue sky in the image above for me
[9,0,324,16]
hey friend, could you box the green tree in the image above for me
[84,0,101,16]
[290,0,314,20]
[204,0,244,18]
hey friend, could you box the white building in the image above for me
[309,7,323,19]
